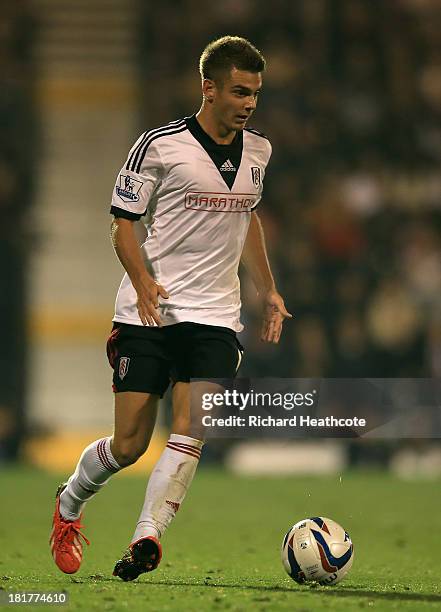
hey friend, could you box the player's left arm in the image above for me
[241,211,292,343]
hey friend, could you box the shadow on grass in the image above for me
[79,576,440,604]
[154,581,440,603]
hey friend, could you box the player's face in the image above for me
[211,68,262,132]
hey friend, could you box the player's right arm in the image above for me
[110,218,168,326]
[109,134,168,326]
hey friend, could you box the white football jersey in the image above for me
[110,115,272,332]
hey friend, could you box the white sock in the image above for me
[131,434,203,543]
[59,437,121,521]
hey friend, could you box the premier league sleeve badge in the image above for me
[116,174,144,203]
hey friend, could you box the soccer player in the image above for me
[50,35,291,581]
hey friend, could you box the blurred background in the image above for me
[1,0,440,476]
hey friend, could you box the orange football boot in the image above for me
[50,484,90,574]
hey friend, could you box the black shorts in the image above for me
[106,321,244,397]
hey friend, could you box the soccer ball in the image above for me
[281,517,354,586]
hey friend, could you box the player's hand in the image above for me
[260,290,292,344]
[135,278,169,326]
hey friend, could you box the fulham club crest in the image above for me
[251,166,261,188]
[119,357,130,380]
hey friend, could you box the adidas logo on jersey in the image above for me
[220,159,236,172]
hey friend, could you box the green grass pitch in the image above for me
[1,466,440,611]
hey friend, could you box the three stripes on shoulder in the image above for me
[126,119,187,174]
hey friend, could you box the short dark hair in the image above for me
[199,36,266,83]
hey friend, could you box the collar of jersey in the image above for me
[185,114,243,152]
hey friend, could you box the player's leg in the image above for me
[113,323,243,581]
[51,391,158,574]
[113,383,202,582]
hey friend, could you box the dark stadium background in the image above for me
[1,0,440,476]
